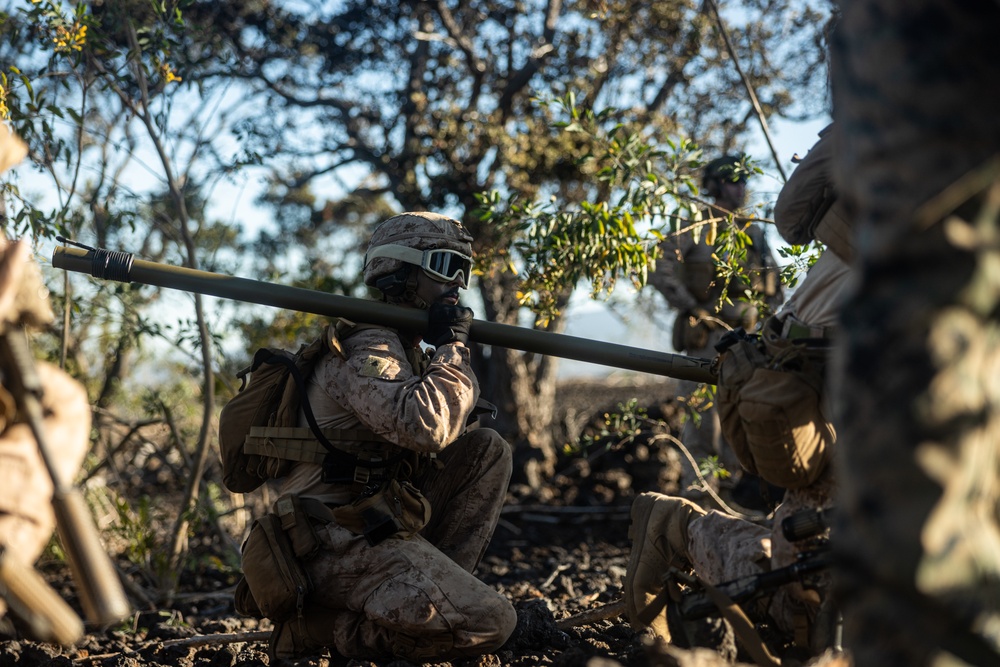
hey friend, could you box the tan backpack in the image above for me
[217,336,331,493]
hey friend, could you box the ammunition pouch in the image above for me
[331,479,431,546]
[238,494,326,622]
[716,317,835,489]
[244,426,433,546]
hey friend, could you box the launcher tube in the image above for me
[52,246,716,383]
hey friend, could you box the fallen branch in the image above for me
[159,630,271,648]
[555,598,626,630]
[541,563,572,589]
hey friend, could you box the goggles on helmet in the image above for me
[365,245,473,287]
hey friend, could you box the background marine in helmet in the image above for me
[646,154,784,505]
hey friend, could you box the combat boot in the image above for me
[267,607,347,666]
[623,492,707,643]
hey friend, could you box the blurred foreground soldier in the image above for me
[648,154,783,498]
[623,128,854,662]
[0,126,92,644]
[831,0,1000,664]
[0,126,127,643]
[0,235,91,641]
[237,212,516,662]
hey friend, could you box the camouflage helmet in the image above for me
[363,212,474,290]
[702,154,749,197]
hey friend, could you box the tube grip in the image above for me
[52,490,131,627]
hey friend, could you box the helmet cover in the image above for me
[363,212,474,287]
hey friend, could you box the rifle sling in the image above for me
[638,573,780,667]
[696,575,781,667]
[636,588,672,628]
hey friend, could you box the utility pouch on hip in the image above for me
[274,493,323,561]
[240,513,312,622]
[332,479,431,546]
[716,317,834,489]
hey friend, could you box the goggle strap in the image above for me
[365,245,471,282]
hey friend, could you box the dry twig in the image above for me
[555,599,626,630]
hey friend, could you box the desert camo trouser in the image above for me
[298,427,516,661]
[687,474,836,652]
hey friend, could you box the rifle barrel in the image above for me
[52,246,717,383]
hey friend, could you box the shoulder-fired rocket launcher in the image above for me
[51,245,716,384]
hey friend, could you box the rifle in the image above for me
[555,508,836,642]
[674,506,834,621]
[653,506,839,663]
[0,330,131,639]
[0,545,83,645]
[674,543,833,621]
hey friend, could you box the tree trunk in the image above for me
[473,266,568,488]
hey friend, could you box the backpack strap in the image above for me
[244,426,392,463]
[250,349,340,456]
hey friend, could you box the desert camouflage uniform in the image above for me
[0,238,91,620]
[630,241,847,652]
[686,473,837,640]
[267,322,516,660]
[626,130,855,659]
[650,219,782,492]
[830,0,1000,664]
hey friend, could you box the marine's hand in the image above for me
[425,302,473,347]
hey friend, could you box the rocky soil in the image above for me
[0,378,847,667]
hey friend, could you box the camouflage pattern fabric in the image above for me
[631,139,854,656]
[687,473,834,648]
[300,427,515,660]
[276,323,483,505]
[0,362,90,565]
[830,0,1000,663]
[267,323,516,660]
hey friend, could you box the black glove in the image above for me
[425,303,474,347]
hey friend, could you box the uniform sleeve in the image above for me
[648,237,700,313]
[0,362,90,563]
[773,124,836,245]
[335,328,479,454]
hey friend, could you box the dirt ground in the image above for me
[0,379,846,667]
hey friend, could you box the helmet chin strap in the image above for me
[380,265,431,310]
